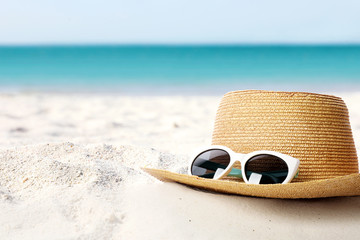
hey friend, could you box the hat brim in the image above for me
[142,168,360,199]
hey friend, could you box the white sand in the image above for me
[0,91,360,239]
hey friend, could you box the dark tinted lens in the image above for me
[191,149,231,179]
[244,154,288,184]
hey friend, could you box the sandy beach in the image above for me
[1,91,360,239]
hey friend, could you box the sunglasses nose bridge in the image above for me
[233,153,245,163]
[230,153,245,170]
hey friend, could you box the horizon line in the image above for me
[1,42,360,47]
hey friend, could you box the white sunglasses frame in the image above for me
[188,145,300,184]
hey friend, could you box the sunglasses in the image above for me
[189,145,300,184]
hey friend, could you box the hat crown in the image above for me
[212,90,358,182]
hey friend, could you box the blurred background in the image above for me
[1,0,359,94]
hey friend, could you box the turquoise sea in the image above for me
[0,45,360,94]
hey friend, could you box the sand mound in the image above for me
[0,142,187,239]
[0,142,186,197]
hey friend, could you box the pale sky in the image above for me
[1,0,359,45]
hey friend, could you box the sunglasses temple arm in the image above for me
[227,168,243,179]
[294,169,299,179]
[226,169,285,179]
[227,169,295,181]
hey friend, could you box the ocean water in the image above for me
[0,45,359,94]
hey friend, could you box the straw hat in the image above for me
[143,90,360,199]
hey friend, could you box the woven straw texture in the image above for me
[212,90,358,182]
[143,168,360,199]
